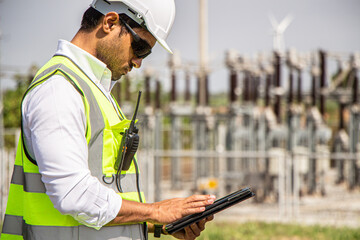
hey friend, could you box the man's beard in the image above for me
[95,39,126,80]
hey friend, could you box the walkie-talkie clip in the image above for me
[115,91,142,171]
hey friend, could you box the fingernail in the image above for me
[210,195,216,199]
[200,207,205,211]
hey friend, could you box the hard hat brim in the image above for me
[155,37,173,55]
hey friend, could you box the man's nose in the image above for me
[131,58,143,68]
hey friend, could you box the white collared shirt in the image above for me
[22,40,122,229]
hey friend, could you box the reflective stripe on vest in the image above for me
[2,215,146,240]
[1,55,145,240]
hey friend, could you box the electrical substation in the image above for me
[1,0,359,230]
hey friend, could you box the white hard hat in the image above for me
[91,0,176,54]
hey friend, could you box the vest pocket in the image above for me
[102,128,119,176]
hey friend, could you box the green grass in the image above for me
[2,221,358,239]
[149,221,360,240]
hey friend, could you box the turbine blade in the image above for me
[278,14,294,33]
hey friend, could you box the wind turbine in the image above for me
[269,13,294,53]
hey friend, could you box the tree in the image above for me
[3,65,36,148]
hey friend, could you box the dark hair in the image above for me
[79,7,143,33]
[80,7,104,32]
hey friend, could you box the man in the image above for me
[0,0,215,239]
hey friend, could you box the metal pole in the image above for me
[185,68,191,102]
[243,72,249,102]
[124,76,131,102]
[199,0,208,106]
[335,140,345,184]
[229,68,237,104]
[274,52,282,123]
[265,74,271,107]
[205,74,209,106]
[226,50,239,106]
[352,67,358,104]
[293,145,300,219]
[170,69,176,102]
[349,118,357,189]
[217,123,227,197]
[154,111,163,202]
[307,119,317,194]
[144,73,151,106]
[226,112,236,191]
[286,62,295,215]
[259,107,270,198]
[141,109,154,202]
[296,68,302,103]
[311,70,317,107]
[195,115,207,180]
[288,66,293,104]
[319,50,327,116]
[196,75,200,105]
[171,114,182,189]
[248,74,254,102]
[278,149,286,219]
[349,66,359,189]
[253,76,260,104]
[248,74,254,103]
[339,102,345,130]
[155,80,161,109]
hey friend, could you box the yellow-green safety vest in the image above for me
[1,55,146,240]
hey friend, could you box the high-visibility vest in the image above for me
[1,55,146,240]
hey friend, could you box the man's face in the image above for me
[95,21,156,80]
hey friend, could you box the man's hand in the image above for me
[107,194,215,226]
[170,215,214,240]
[150,195,216,224]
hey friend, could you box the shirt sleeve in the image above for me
[22,75,122,229]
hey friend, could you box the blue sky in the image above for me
[0,0,359,93]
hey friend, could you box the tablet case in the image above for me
[165,187,255,234]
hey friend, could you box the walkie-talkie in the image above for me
[116,91,142,171]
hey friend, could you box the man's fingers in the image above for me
[184,226,196,240]
[197,218,207,231]
[186,195,216,203]
[187,199,214,209]
[183,207,206,216]
[153,195,216,224]
[171,214,213,240]
[197,215,214,231]
[190,223,202,237]
[184,223,201,240]
[177,195,216,217]
[207,215,214,221]
[184,195,216,212]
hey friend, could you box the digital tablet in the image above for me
[165,187,255,234]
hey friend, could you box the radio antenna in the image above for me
[129,91,142,130]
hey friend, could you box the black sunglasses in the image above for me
[119,17,152,59]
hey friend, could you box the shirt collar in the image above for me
[55,39,115,92]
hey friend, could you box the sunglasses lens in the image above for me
[131,40,152,59]
[121,16,152,59]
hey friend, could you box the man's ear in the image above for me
[101,12,119,34]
